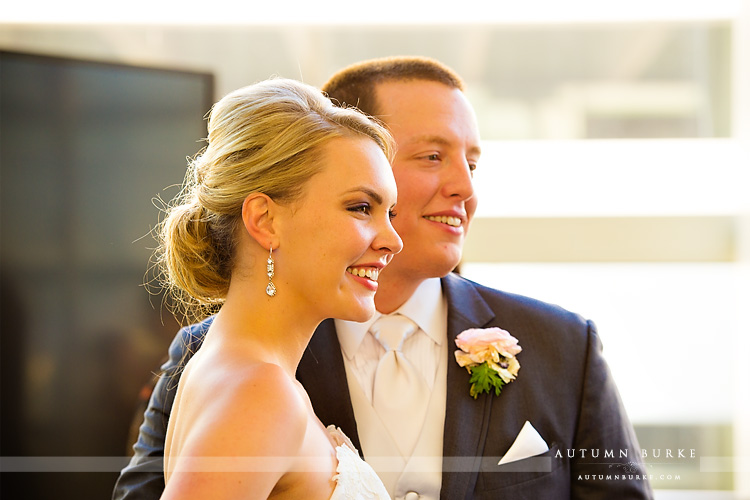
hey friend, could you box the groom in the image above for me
[114,57,652,499]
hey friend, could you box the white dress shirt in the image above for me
[335,278,447,402]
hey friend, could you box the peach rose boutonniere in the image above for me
[454,327,522,399]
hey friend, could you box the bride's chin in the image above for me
[339,302,375,324]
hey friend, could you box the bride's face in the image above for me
[274,136,402,322]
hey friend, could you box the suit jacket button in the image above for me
[404,492,420,500]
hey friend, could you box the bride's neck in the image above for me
[210,278,320,377]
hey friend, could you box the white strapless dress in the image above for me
[327,426,391,500]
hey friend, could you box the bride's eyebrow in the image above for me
[341,186,383,205]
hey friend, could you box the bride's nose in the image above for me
[375,219,403,255]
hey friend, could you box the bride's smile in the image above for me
[345,263,385,291]
[271,135,402,324]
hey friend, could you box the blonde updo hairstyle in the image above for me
[155,78,394,321]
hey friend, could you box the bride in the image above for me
[157,79,401,499]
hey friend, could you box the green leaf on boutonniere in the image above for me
[468,362,506,399]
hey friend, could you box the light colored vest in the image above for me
[343,340,448,500]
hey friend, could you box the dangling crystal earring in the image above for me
[266,246,277,297]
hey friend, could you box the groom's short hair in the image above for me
[321,56,465,117]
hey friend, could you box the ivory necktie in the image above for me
[371,313,429,457]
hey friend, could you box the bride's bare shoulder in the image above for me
[179,356,308,456]
[163,354,309,498]
[224,362,304,420]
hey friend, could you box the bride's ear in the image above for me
[241,193,279,249]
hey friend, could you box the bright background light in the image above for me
[0,0,744,25]
[473,140,750,218]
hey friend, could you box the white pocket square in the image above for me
[498,421,550,465]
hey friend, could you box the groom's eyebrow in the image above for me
[344,186,383,205]
[410,134,482,157]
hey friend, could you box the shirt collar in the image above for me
[335,277,445,360]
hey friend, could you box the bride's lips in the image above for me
[346,263,384,292]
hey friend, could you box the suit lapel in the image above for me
[297,319,362,451]
[440,274,496,499]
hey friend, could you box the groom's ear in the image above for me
[241,193,279,249]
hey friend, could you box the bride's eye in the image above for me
[348,203,371,215]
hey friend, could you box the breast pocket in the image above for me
[473,443,569,498]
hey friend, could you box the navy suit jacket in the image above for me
[113,273,653,499]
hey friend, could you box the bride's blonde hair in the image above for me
[154,78,393,321]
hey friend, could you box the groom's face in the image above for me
[374,79,481,282]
